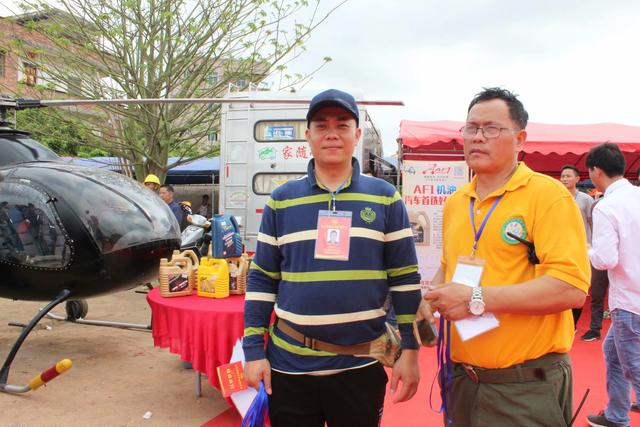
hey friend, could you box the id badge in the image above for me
[314,210,352,261]
[451,256,485,288]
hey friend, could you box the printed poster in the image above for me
[402,160,469,293]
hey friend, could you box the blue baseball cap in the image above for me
[306,89,359,127]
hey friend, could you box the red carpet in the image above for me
[204,298,640,426]
[381,300,640,427]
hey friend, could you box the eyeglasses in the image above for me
[459,125,516,139]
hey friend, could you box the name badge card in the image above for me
[452,256,500,341]
[315,210,352,261]
[451,256,485,287]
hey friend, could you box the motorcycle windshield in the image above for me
[181,225,204,247]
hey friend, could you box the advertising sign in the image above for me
[402,160,469,292]
[264,125,295,140]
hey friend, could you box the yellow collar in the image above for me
[462,162,534,200]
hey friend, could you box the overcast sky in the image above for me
[3,0,640,154]
[283,0,640,154]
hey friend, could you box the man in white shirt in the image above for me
[586,143,640,427]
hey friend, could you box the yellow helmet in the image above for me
[180,201,192,207]
[144,174,161,185]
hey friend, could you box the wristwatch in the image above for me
[468,286,485,316]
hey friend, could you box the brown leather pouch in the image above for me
[355,322,402,367]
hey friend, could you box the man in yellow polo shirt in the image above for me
[420,87,590,426]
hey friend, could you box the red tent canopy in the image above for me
[398,120,640,178]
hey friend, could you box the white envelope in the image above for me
[451,261,499,341]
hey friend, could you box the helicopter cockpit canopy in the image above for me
[41,165,179,253]
[0,129,60,167]
[1,163,180,266]
[0,179,71,269]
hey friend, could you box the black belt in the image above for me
[457,352,568,384]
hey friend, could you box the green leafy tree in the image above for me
[15,108,108,157]
[9,0,343,182]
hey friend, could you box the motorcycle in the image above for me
[180,214,211,258]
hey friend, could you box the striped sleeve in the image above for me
[385,192,421,349]
[243,200,282,361]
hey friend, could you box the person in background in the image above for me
[421,87,590,426]
[580,194,610,343]
[559,165,595,331]
[159,184,183,229]
[243,89,421,427]
[586,143,640,427]
[143,174,161,192]
[197,194,211,217]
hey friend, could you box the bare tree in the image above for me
[7,0,343,181]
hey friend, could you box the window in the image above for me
[23,62,37,86]
[253,173,305,195]
[254,120,306,142]
[206,72,219,86]
[0,182,71,269]
[0,50,6,78]
[236,78,246,88]
[208,131,218,142]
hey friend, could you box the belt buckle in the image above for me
[463,364,479,383]
[303,336,316,350]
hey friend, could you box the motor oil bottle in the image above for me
[197,257,229,298]
[159,252,196,297]
[211,214,242,258]
[229,255,249,295]
[178,250,199,290]
[228,262,239,293]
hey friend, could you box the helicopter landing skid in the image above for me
[44,299,151,331]
[0,289,73,393]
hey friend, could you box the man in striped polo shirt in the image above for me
[243,89,422,427]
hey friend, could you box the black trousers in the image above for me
[588,267,609,331]
[573,265,610,329]
[269,363,388,427]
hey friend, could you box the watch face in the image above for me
[469,300,485,316]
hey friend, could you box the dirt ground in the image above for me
[0,287,230,427]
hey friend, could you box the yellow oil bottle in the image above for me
[197,257,229,298]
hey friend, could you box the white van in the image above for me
[218,90,394,253]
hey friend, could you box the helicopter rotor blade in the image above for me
[10,98,404,109]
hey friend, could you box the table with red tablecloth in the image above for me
[146,288,245,391]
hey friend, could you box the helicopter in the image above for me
[0,95,403,394]
[0,98,185,393]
